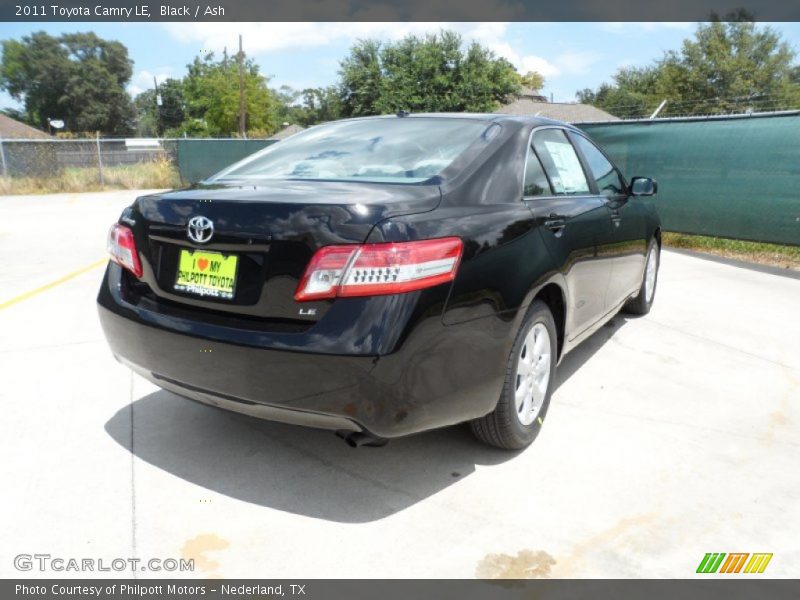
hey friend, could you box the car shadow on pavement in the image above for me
[104,314,630,523]
[104,391,518,523]
[553,314,629,392]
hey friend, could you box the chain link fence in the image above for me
[0,137,283,194]
[0,137,182,193]
[0,137,181,176]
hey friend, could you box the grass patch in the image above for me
[663,232,800,271]
[0,156,181,195]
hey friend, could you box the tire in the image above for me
[470,300,558,450]
[623,238,660,316]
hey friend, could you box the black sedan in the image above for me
[98,114,660,450]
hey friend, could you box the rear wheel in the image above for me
[623,238,659,315]
[470,300,557,450]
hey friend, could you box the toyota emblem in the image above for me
[187,216,214,244]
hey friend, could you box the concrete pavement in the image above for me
[1,190,798,579]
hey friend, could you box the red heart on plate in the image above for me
[197,258,209,271]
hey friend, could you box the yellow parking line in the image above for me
[0,259,107,311]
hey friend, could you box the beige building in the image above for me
[267,123,305,140]
[0,113,52,139]
[497,89,619,123]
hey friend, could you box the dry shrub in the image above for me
[0,155,180,195]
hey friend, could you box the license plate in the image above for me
[174,249,238,300]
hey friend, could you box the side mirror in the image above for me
[630,177,657,197]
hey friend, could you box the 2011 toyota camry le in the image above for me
[98,113,660,450]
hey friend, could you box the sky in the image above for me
[1,21,799,111]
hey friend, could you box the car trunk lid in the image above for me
[125,181,440,323]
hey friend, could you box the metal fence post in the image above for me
[96,132,105,186]
[0,137,7,178]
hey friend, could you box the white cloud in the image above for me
[473,33,561,78]
[159,21,601,85]
[467,26,601,81]
[161,22,514,56]
[554,51,601,75]
[520,55,561,78]
[598,22,693,34]
[486,43,600,81]
[129,69,172,96]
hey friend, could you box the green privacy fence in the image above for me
[176,138,277,184]
[172,117,800,246]
[579,113,800,246]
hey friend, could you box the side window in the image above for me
[572,134,627,197]
[532,129,591,196]
[523,145,552,197]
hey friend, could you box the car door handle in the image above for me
[609,209,622,227]
[544,218,566,233]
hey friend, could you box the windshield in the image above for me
[210,118,493,184]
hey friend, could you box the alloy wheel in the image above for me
[645,247,658,304]
[515,322,551,426]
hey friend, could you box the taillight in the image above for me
[295,237,463,302]
[107,223,143,278]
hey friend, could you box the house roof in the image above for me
[0,113,53,139]
[497,98,619,123]
[267,123,305,140]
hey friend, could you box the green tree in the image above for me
[339,39,383,116]
[181,53,281,137]
[339,30,526,116]
[577,66,662,118]
[297,86,343,126]
[518,71,545,92]
[271,85,301,125]
[662,20,799,113]
[0,31,134,134]
[578,19,800,118]
[134,78,186,136]
[269,85,343,128]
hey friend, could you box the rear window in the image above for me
[211,118,493,184]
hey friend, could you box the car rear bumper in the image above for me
[98,263,512,438]
[118,356,366,433]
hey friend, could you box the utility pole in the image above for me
[0,137,8,178]
[238,34,246,139]
[96,131,105,186]
[154,75,163,136]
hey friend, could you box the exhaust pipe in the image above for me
[336,430,388,448]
